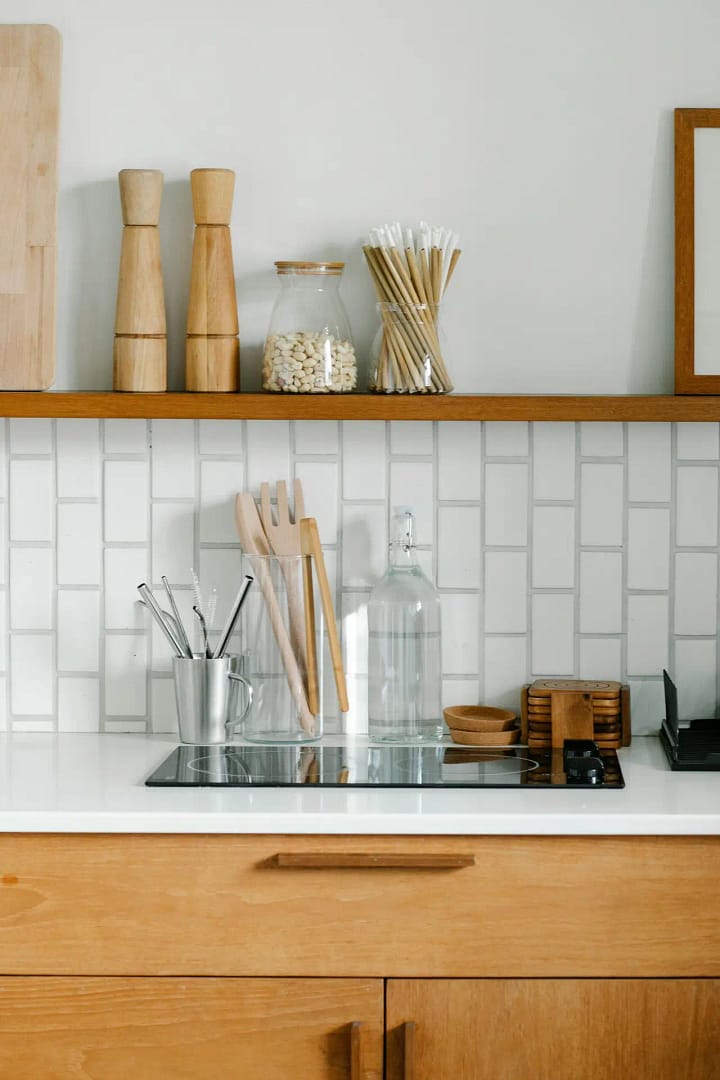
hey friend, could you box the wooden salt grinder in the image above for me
[186,168,240,392]
[113,170,167,392]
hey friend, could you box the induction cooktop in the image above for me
[145,741,624,789]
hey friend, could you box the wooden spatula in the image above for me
[300,516,349,714]
[235,492,316,736]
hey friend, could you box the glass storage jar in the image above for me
[262,261,357,393]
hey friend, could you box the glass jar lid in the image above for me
[274,261,344,276]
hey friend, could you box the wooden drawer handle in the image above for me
[350,1021,363,1080]
[403,1021,416,1080]
[274,853,475,869]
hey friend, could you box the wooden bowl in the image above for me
[450,726,520,747]
[443,705,517,733]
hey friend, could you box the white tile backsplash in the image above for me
[485,463,528,546]
[3,419,720,733]
[10,460,53,541]
[56,419,100,498]
[676,466,719,547]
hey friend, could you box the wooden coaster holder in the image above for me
[521,679,631,749]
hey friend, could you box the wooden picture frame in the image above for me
[675,108,720,393]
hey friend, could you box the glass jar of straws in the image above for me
[363,222,459,393]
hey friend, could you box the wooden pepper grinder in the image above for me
[186,168,240,391]
[113,169,167,392]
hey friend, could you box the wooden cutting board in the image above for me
[0,25,61,389]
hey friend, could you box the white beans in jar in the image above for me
[262,331,358,393]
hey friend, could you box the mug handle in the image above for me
[226,672,253,733]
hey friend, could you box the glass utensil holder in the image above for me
[238,554,325,743]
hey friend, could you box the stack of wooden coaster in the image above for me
[521,679,631,749]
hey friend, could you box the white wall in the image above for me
[5,0,720,393]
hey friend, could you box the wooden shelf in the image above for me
[0,392,719,421]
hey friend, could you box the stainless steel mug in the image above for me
[172,655,253,744]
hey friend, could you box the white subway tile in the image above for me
[390,421,433,455]
[483,637,527,712]
[485,464,528,547]
[104,548,148,630]
[293,420,338,456]
[151,677,178,734]
[58,591,100,672]
[580,464,623,546]
[105,635,147,715]
[0,505,5,584]
[56,419,100,498]
[627,595,669,676]
[198,419,244,454]
[442,679,480,710]
[0,418,6,497]
[10,548,53,629]
[197,548,245,642]
[627,423,671,502]
[342,593,368,676]
[10,460,53,541]
[438,506,481,589]
[104,461,149,542]
[485,422,528,457]
[0,592,6,671]
[390,462,434,545]
[0,676,6,730]
[57,503,101,585]
[10,635,53,714]
[579,552,622,633]
[676,423,719,460]
[579,638,622,681]
[580,422,623,457]
[12,719,54,732]
[437,423,482,500]
[532,422,575,500]
[441,594,480,675]
[58,678,100,732]
[341,504,386,588]
[246,420,290,491]
[104,719,147,733]
[104,419,148,454]
[152,502,194,586]
[484,551,527,633]
[532,506,575,588]
[199,460,244,544]
[676,467,719,547]
[295,461,338,543]
[9,418,52,454]
[627,508,670,589]
[531,595,574,675]
[674,553,718,635]
[342,421,386,501]
[151,420,196,498]
[150,587,196,670]
[674,640,717,718]
[626,678,666,735]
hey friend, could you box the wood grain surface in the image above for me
[0,25,61,389]
[0,976,383,1079]
[386,978,720,1079]
[0,834,718,978]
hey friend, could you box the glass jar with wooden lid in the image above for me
[262,261,357,393]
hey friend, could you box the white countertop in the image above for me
[0,734,717,835]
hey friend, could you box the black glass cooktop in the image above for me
[146,743,624,789]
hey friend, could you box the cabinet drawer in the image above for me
[1,834,719,977]
[0,976,383,1079]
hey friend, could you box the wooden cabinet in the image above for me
[386,979,720,1080]
[0,977,383,1080]
[1,832,719,1078]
